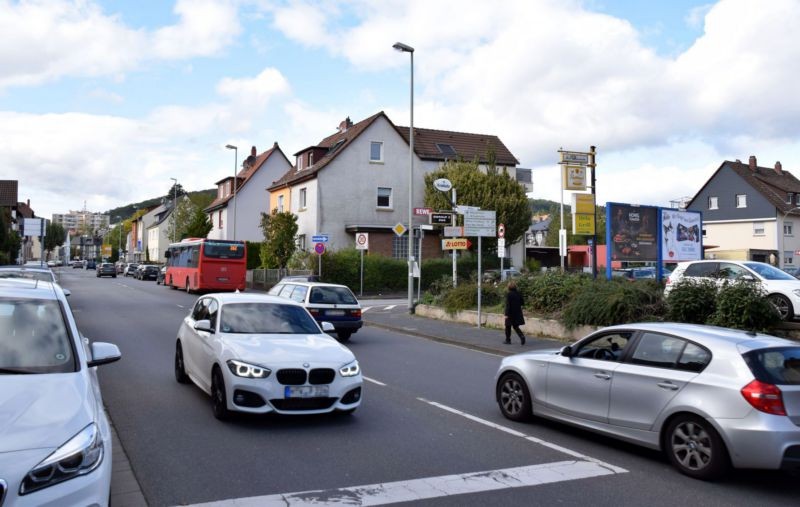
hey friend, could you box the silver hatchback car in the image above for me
[495,322,800,479]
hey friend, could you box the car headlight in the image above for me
[20,423,104,495]
[226,359,271,379]
[339,360,360,377]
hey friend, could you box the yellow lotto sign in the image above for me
[442,238,469,250]
[102,244,112,257]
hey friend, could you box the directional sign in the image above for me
[463,209,496,237]
[314,242,326,254]
[444,226,463,237]
[392,223,407,236]
[442,238,469,250]
[414,207,433,216]
[559,150,590,165]
[312,234,329,243]
[430,213,453,225]
[456,205,480,215]
[355,232,369,250]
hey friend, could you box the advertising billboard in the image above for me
[607,203,659,261]
[661,209,702,261]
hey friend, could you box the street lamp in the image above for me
[115,216,122,263]
[393,41,415,314]
[170,177,178,242]
[226,144,238,241]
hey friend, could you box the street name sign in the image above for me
[430,212,453,225]
[559,150,589,165]
[311,234,329,243]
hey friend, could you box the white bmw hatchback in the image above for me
[0,278,121,505]
[175,292,363,420]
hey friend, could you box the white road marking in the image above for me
[384,305,397,310]
[181,460,619,507]
[176,304,185,309]
[361,306,372,313]
[363,376,386,386]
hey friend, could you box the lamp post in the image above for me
[226,144,238,241]
[780,207,800,268]
[393,41,415,314]
[115,216,122,263]
[170,178,178,242]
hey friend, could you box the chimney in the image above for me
[338,116,353,132]
[273,141,278,148]
[251,146,257,157]
[775,161,783,175]
[749,155,757,171]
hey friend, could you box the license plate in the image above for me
[326,310,345,316]
[217,277,229,282]
[285,385,329,398]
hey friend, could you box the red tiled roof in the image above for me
[205,143,289,212]
[395,126,519,166]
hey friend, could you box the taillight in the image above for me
[351,309,361,318]
[741,380,787,416]
[308,308,320,317]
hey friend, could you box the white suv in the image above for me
[665,260,800,320]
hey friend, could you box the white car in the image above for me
[175,292,363,420]
[0,278,121,505]
[665,260,800,320]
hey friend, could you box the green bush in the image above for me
[708,281,781,332]
[665,279,718,324]
[521,271,592,315]
[441,283,502,315]
[562,278,666,329]
[245,241,261,270]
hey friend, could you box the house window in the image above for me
[785,222,793,236]
[392,234,419,260]
[278,195,284,213]
[218,211,222,228]
[370,141,383,162]
[785,251,794,265]
[377,187,392,208]
[309,152,314,166]
[299,188,307,209]
[708,196,718,210]
[753,222,765,236]
[736,194,747,208]
[297,234,306,251]
[297,155,304,171]
[788,193,794,204]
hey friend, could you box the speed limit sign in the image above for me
[498,223,505,238]
[355,232,369,250]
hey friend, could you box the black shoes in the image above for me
[503,340,511,344]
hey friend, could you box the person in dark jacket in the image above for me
[504,281,526,345]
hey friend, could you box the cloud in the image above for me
[152,0,242,59]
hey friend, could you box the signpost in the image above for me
[558,147,597,277]
[355,233,369,296]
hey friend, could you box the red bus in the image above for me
[164,238,247,293]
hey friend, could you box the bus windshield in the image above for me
[203,242,245,259]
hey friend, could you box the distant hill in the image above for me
[105,189,216,221]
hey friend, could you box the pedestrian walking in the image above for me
[504,281,526,345]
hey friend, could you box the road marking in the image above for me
[361,306,372,313]
[363,376,386,386]
[181,460,619,507]
[418,398,627,473]
[385,304,397,310]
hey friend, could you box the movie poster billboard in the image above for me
[661,209,702,261]
[607,203,659,261]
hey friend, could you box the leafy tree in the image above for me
[423,161,529,251]
[166,197,197,241]
[185,206,213,239]
[44,222,66,256]
[0,209,22,264]
[259,209,299,269]
[166,182,188,203]
[545,205,606,247]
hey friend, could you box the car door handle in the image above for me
[593,372,611,380]
[657,381,679,390]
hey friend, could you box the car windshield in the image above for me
[308,286,358,304]
[0,298,76,373]
[743,262,796,281]
[743,347,800,385]
[219,303,321,334]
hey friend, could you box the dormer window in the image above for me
[788,192,794,204]
[297,155,304,171]
[436,143,457,157]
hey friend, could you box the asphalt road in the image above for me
[57,268,799,507]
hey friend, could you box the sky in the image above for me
[3,0,800,221]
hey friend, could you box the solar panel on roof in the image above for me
[436,143,457,157]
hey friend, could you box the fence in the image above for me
[247,269,314,291]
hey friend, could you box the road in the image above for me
[56,268,799,506]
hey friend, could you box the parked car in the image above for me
[72,260,84,269]
[84,259,96,270]
[279,275,321,283]
[612,266,657,280]
[782,266,800,279]
[483,268,522,283]
[115,262,125,274]
[174,292,362,420]
[0,278,121,504]
[123,263,139,277]
[96,262,117,278]
[46,260,56,267]
[495,322,800,479]
[138,265,160,281]
[0,265,58,284]
[156,266,167,285]
[665,260,800,320]
[268,281,363,341]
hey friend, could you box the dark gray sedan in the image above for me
[495,322,800,480]
[96,262,117,278]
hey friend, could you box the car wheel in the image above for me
[337,331,352,342]
[768,294,793,321]
[496,372,532,422]
[664,415,728,480]
[174,342,189,384]
[211,367,230,420]
[113,274,117,278]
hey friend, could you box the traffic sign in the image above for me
[498,238,505,247]
[312,234,329,243]
[442,238,469,250]
[392,223,407,236]
[430,213,453,224]
[414,207,433,216]
[355,232,369,250]
[456,205,479,215]
[443,226,463,237]
[314,242,326,254]
[498,223,505,238]
[497,245,506,257]
[463,209,496,237]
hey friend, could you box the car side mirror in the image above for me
[63,289,71,297]
[194,319,214,333]
[88,342,122,367]
[320,321,335,332]
[560,346,573,358]
[741,274,755,282]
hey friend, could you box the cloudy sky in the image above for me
[3,0,799,220]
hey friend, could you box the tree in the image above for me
[166,182,187,203]
[0,209,21,264]
[545,205,607,247]
[44,222,66,257]
[423,161,530,251]
[185,206,213,239]
[259,209,298,269]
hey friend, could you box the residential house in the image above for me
[205,143,292,242]
[146,203,176,263]
[267,112,524,266]
[686,155,800,268]
[129,205,159,262]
